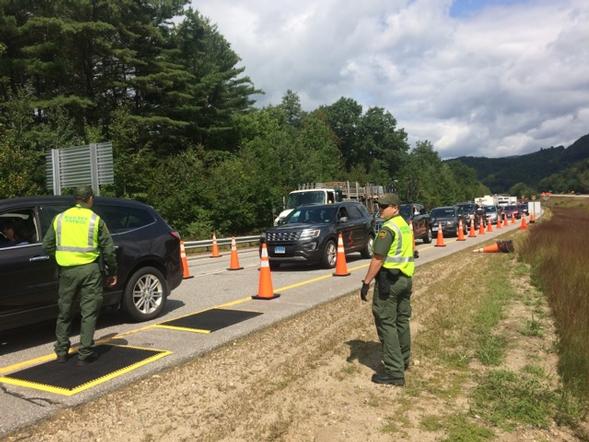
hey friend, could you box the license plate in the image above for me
[432,226,438,231]
[274,246,286,254]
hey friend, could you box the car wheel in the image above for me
[360,235,374,258]
[122,266,168,322]
[423,227,432,244]
[321,239,337,269]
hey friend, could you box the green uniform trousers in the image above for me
[54,262,103,360]
[372,270,412,379]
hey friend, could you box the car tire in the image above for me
[423,227,432,244]
[122,266,168,322]
[321,239,337,269]
[360,235,374,259]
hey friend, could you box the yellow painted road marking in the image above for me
[153,324,210,334]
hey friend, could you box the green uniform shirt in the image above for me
[373,220,396,257]
[43,206,118,276]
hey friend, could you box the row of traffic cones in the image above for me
[179,232,352,300]
[433,213,531,247]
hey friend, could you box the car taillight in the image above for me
[170,231,181,241]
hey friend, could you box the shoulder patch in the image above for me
[378,230,388,239]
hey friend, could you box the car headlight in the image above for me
[446,221,454,226]
[299,228,321,240]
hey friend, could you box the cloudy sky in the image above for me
[190,0,589,158]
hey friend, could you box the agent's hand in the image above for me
[106,275,118,287]
[360,281,370,302]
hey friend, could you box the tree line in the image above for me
[0,1,489,238]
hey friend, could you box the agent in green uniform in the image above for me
[43,186,118,366]
[360,193,414,385]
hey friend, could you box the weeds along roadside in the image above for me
[403,232,586,440]
[518,198,589,400]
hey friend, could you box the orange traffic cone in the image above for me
[511,213,516,224]
[496,216,502,229]
[252,243,280,300]
[457,219,466,241]
[180,241,193,279]
[210,232,222,258]
[473,243,500,253]
[529,211,536,223]
[519,215,528,230]
[504,214,509,226]
[487,217,493,232]
[479,218,485,235]
[468,219,477,238]
[227,237,243,271]
[333,233,351,276]
[434,223,446,247]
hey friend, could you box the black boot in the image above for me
[371,373,405,386]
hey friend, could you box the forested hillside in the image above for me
[1,1,488,238]
[449,134,589,194]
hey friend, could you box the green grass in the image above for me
[521,317,544,337]
[415,255,513,369]
[471,369,555,430]
[420,414,494,441]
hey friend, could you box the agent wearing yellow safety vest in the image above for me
[43,186,117,366]
[360,193,414,386]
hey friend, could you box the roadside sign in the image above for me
[46,142,114,196]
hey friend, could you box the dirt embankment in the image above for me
[4,242,586,441]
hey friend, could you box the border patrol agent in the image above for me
[43,186,118,366]
[360,193,414,386]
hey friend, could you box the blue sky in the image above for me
[450,0,527,17]
[190,0,589,158]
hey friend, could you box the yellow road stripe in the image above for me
[153,324,210,334]
[0,354,56,376]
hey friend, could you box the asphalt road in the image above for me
[0,220,525,437]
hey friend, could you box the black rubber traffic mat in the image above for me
[156,308,263,333]
[0,344,170,396]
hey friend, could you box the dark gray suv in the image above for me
[0,196,183,332]
[262,201,375,269]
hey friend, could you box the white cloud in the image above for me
[190,0,589,158]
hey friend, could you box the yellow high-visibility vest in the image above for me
[53,205,100,266]
[381,215,415,277]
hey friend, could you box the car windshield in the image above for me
[457,204,475,213]
[285,206,336,224]
[505,205,517,212]
[484,206,497,213]
[286,191,326,209]
[431,208,455,217]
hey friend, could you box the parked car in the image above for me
[518,203,529,217]
[0,196,183,332]
[430,206,467,237]
[484,205,499,224]
[399,203,432,243]
[262,201,374,269]
[456,202,477,224]
[502,205,519,220]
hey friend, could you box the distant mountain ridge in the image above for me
[447,133,589,193]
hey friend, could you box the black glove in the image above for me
[360,281,370,302]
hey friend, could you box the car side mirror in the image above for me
[338,216,348,223]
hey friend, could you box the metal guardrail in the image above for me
[183,235,260,250]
